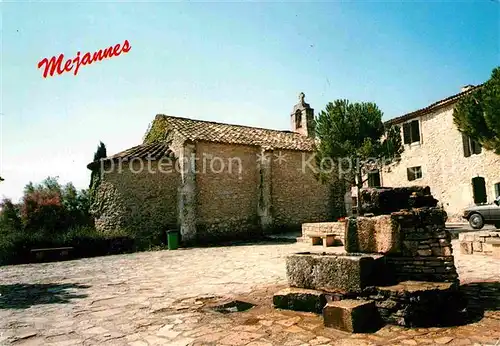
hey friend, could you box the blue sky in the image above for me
[2,1,499,201]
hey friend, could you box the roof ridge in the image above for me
[157,114,297,135]
[386,83,484,125]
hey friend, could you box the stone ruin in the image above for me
[274,186,467,333]
[460,231,500,259]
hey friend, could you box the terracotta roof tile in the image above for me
[87,142,174,170]
[157,115,316,151]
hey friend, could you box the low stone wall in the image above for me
[359,281,465,327]
[301,222,346,245]
[459,231,500,255]
[385,256,458,283]
[389,209,458,282]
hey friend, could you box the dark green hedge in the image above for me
[0,227,138,266]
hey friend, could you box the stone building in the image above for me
[366,85,500,221]
[87,94,334,243]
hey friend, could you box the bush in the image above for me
[0,176,135,266]
[0,198,22,230]
[0,226,136,266]
[21,189,66,233]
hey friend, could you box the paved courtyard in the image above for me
[1,236,499,346]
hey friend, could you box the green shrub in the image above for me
[0,226,136,266]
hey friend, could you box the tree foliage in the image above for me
[315,99,404,213]
[0,177,92,234]
[453,66,500,154]
[0,198,22,232]
[93,141,107,162]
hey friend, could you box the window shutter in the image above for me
[407,168,415,181]
[415,167,422,179]
[410,120,420,143]
[373,171,381,187]
[368,174,374,187]
[495,183,500,198]
[471,139,482,155]
[403,123,411,144]
[472,177,487,204]
[368,171,381,187]
[462,133,471,157]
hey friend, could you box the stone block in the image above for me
[323,300,380,333]
[460,241,473,255]
[359,186,435,215]
[323,235,336,247]
[311,237,322,246]
[493,247,500,260]
[345,215,401,254]
[273,287,326,313]
[472,241,483,252]
[482,242,494,253]
[286,252,386,294]
[417,249,432,256]
[486,239,500,259]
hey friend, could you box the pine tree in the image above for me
[315,100,404,214]
[89,141,107,207]
[453,66,500,154]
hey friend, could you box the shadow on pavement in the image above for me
[461,281,500,311]
[0,283,90,309]
[453,281,500,325]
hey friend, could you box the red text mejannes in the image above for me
[37,39,132,78]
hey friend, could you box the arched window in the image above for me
[295,110,302,129]
[472,176,487,204]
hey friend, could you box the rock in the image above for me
[273,288,326,313]
[460,241,473,255]
[434,336,454,344]
[359,186,435,215]
[286,252,386,294]
[344,215,401,254]
[323,299,380,333]
[417,249,432,256]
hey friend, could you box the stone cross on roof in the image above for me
[293,92,310,111]
[299,92,305,104]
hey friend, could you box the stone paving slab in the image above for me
[0,239,499,345]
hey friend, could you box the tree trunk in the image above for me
[356,158,363,216]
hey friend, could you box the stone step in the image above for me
[323,299,380,333]
[273,287,326,314]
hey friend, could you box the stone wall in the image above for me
[272,150,332,231]
[91,160,180,242]
[301,222,345,244]
[388,209,458,282]
[359,281,464,327]
[195,145,333,240]
[93,140,334,243]
[381,104,500,221]
[384,256,458,283]
[195,142,261,241]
